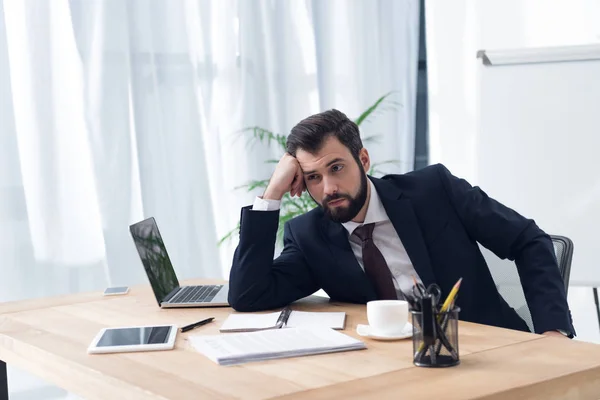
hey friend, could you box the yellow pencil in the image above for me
[440,278,462,313]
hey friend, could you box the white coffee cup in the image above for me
[367,300,409,336]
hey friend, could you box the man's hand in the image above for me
[542,330,568,338]
[263,153,305,200]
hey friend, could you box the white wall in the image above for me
[425,0,600,181]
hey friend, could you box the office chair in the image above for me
[489,234,574,333]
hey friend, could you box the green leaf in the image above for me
[300,194,317,210]
[281,198,302,212]
[279,209,305,224]
[282,194,314,214]
[238,126,288,151]
[354,91,397,126]
[276,223,286,244]
[218,224,240,246]
[234,179,270,191]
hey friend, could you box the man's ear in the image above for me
[359,148,370,173]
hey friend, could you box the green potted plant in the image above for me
[220,92,400,246]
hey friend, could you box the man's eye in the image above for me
[307,175,318,181]
[332,165,344,172]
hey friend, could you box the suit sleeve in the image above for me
[227,206,320,312]
[435,164,575,337]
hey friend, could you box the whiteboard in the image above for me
[476,45,600,287]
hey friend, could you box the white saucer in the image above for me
[356,323,413,341]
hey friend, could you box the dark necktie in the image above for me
[353,223,398,300]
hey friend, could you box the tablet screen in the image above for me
[96,326,172,347]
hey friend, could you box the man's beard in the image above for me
[310,168,369,223]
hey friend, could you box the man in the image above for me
[228,109,575,338]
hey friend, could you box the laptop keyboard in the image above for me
[170,285,222,304]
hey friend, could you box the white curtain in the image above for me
[0,0,419,303]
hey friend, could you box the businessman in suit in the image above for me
[228,109,575,338]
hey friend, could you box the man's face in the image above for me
[296,136,370,223]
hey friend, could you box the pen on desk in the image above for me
[275,306,292,329]
[181,317,215,332]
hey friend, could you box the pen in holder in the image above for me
[411,305,460,368]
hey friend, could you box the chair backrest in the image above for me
[487,234,574,333]
[549,235,574,295]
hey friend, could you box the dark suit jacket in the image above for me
[228,164,575,336]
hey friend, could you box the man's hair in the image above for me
[286,109,363,162]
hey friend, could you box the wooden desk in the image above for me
[1,280,599,400]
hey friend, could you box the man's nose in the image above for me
[323,176,338,197]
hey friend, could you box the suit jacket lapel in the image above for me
[370,176,437,288]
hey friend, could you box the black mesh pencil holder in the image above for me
[411,307,460,368]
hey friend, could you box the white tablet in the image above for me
[88,324,178,354]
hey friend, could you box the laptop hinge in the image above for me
[162,286,182,304]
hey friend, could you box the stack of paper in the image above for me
[188,327,366,366]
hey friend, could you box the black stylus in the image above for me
[181,317,215,332]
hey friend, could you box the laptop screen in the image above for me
[129,217,180,304]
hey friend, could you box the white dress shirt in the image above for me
[252,180,422,299]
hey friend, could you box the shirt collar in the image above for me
[342,179,390,235]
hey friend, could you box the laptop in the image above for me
[129,217,229,308]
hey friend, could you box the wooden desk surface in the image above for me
[1,279,599,400]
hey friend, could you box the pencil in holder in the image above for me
[411,307,460,368]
